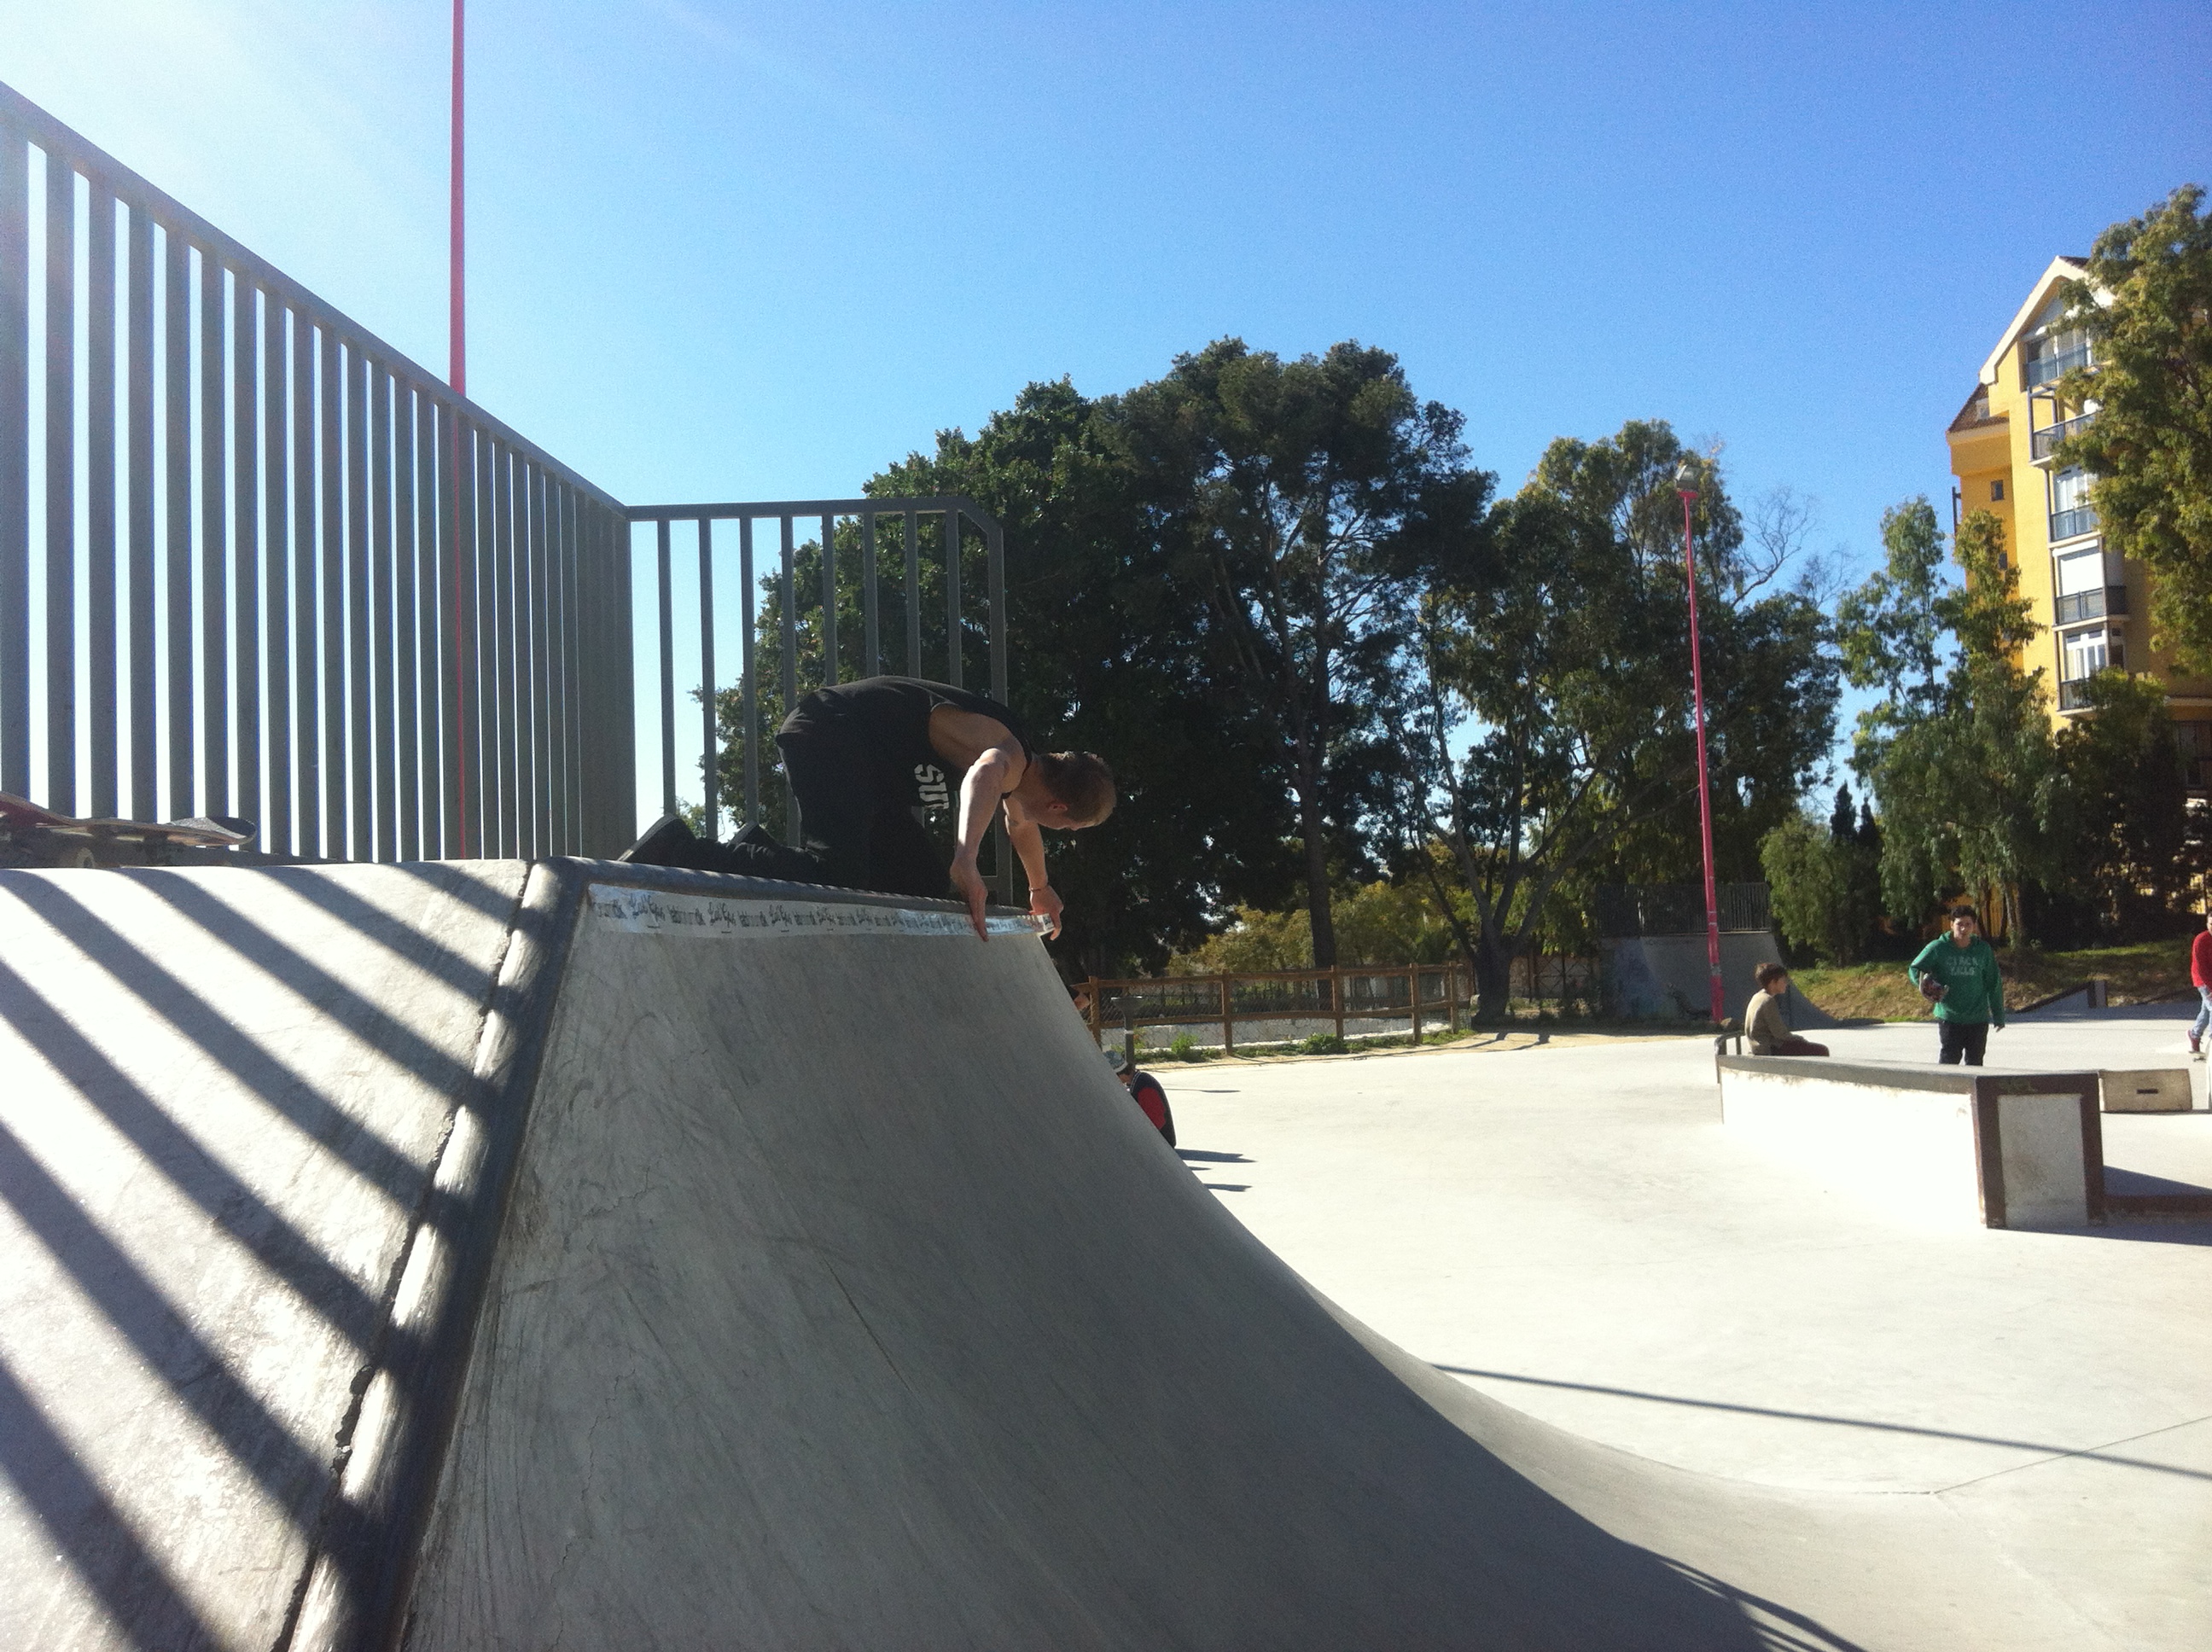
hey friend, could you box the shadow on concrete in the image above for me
[1435,1366,2212,1485]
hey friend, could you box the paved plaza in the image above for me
[1161,1003,2212,1650]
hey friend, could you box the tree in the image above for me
[2049,670,2204,937]
[702,376,1305,979]
[1760,793,1882,965]
[1839,503,2061,941]
[1113,340,1494,967]
[1390,422,1839,1019]
[2056,185,2212,676]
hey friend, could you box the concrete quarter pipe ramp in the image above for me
[6,859,1767,1649]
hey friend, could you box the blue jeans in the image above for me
[2193,986,2211,1043]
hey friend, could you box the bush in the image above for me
[1297,1032,1350,1056]
[1167,1032,1199,1060]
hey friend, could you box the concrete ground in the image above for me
[1158,1003,2212,1651]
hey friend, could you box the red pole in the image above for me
[447,0,469,855]
[1679,481,1725,1025]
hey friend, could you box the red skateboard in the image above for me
[0,792,257,867]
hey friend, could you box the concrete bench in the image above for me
[2098,1068,2193,1114]
[1716,1056,2104,1230]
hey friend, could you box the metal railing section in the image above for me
[0,81,637,860]
[623,495,1007,864]
[2053,585,2128,625]
[2049,504,2098,544]
[2023,342,2090,389]
[1592,881,1773,939]
[2030,411,2093,462]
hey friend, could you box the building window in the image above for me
[1990,480,2005,502]
[2176,722,2212,790]
[2061,625,2122,683]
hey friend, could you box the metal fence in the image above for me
[1592,882,1773,939]
[624,496,1008,882]
[0,80,636,861]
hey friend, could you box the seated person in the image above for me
[1745,962,1829,1056]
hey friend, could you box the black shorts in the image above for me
[716,713,947,899]
[1937,1020,1990,1067]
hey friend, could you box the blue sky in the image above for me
[4,0,2209,813]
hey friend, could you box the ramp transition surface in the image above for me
[8,858,1838,1649]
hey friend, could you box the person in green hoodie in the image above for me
[1907,905,2007,1067]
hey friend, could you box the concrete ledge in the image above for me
[1717,1056,2104,1230]
[2098,1067,2193,1113]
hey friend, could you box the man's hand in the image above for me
[1029,882,1063,940]
[949,856,990,941]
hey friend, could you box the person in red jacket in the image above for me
[2189,910,2211,1059]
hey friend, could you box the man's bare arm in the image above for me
[1007,813,1062,938]
[948,744,1021,939]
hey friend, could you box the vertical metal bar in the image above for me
[902,511,920,677]
[370,364,396,858]
[44,151,76,811]
[468,422,493,856]
[987,515,1007,707]
[346,346,371,858]
[199,250,228,817]
[318,324,345,851]
[697,515,716,838]
[293,311,320,855]
[739,514,757,829]
[126,203,156,818]
[818,511,838,685]
[263,303,291,855]
[492,441,515,854]
[394,383,420,858]
[231,273,259,834]
[0,128,26,800]
[860,511,880,678]
[438,410,466,858]
[529,468,552,855]
[565,487,584,850]
[780,514,797,841]
[165,228,194,817]
[944,508,962,689]
[544,482,565,852]
[86,183,117,817]
[655,515,673,817]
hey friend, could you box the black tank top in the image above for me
[789,677,1033,813]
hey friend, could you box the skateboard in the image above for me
[0,792,257,867]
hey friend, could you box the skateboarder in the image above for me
[1906,905,2006,1067]
[620,676,1114,940]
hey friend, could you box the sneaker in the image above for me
[616,813,696,867]
[2192,1031,2203,1056]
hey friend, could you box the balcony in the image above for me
[2053,585,2128,625]
[2049,504,2098,543]
[2024,342,2091,388]
[2031,412,2093,462]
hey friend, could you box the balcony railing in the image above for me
[2058,678,2097,712]
[2049,504,2099,543]
[2031,412,2093,462]
[2024,342,2091,389]
[2053,585,2128,625]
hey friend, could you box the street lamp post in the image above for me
[1676,458,1726,1026]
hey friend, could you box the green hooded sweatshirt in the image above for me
[1908,934,2006,1026]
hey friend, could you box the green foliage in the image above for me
[2056,184,2212,676]
[2048,671,2207,934]
[1167,1032,1199,1060]
[1111,340,1494,966]
[1388,422,1839,1017]
[1840,504,2062,940]
[1297,1032,1350,1056]
[1167,878,1462,974]
[1759,804,1882,965]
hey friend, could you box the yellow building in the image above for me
[1947,256,2212,797]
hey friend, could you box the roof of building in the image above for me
[1978,256,2092,386]
[1947,382,2007,434]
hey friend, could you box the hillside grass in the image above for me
[1791,939,2198,1022]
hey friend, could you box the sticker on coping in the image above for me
[587,884,1051,939]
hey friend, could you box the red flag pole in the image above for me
[1677,465,1725,1026]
